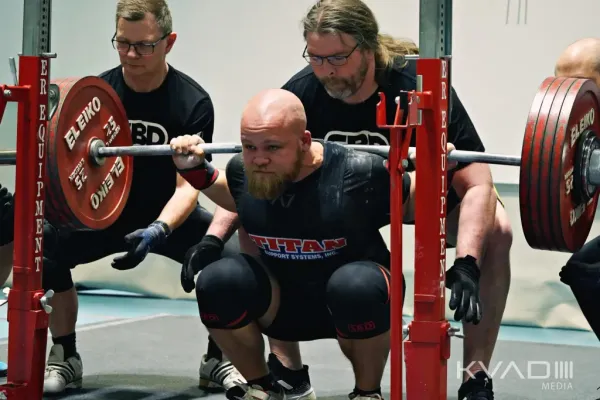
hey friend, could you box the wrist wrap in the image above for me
[178,160,219,190]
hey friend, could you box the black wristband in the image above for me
[202,234,224,250]
[178,160,219,190]
[151,220,172,237]
[451,255,480,281]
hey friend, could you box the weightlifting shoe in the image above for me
[199,354,246,393]
[268,353,316,400]
[458,370,495,399]
[43,344,83,394]
[348,391,384,400]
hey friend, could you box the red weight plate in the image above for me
[45,76,133,230]
[520,77,560,250]
[520,77,600,252]
[538,78,574,251]
[553,78,600,251]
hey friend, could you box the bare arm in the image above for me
[402,171,416,222]
[199,171,238,213]
[156,173,201,231]
[205,206,240,242]
[451,163,497,264]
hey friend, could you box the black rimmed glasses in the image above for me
[111,32,170,56]
[302,42,361,66]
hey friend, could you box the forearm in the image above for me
[201,172,238,212]
[454,184,497,264]
[157,187,199,231]
[206,206,240,242]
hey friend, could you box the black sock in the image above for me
[52,332,77,359]
[268,353,310,386]
[248,372,282,393]
[354,387,382,397]
[206,336,223,361]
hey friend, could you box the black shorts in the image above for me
[262,278,338,342]
[260,261,392,342]
[50,205,240,269]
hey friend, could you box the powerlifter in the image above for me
[169,88,460,400]
[0,0,245,395]
[555,37,600,342]
[194,1,514,399]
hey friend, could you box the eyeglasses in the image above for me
[111,32,170,56]
[302,42,361,66]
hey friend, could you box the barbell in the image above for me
[0,75,599,253]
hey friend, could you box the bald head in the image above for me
[240,89,314,199]
[241,89,307,137]
[555,38,600,86]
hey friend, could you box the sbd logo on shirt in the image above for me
[129,120,170,145]
[324,130,389,146]
[248,234,347,260]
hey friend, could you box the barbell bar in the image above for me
[1,140,524,168]
[89,140,523,167]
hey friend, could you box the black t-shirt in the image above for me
[98,64,214,227]
[226,142,405,285]
[281,61,485,172]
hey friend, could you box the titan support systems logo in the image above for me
[458,361,574,391]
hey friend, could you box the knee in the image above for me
[484,205,513,270]
[567,236,600,264]
[326,262,391,339]
[560,246,600,288]
[195,255,270,330]
[43,221,58,259]
[42,257,73,293]
[489,205,513,254]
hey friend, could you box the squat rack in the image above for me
[386,1,454,400]
[0,0,455,399]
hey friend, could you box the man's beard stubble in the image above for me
[247,147,304,200]
[320,57,369,100]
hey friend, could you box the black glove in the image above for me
[180,234,224,293]
[445,255,482,324]
[0,185,14,246]
[111,221,171,270]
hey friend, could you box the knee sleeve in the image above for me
[195,254,271,329]
[566,235,600,264]
[559,258,600,341]
[42,257,73,293]
[326,261,396,339]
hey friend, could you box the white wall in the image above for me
[2,0,600,183]
[0,0,598,331]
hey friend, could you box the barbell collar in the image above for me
[588,149,600,187]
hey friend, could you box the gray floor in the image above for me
[0,315,595,400]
